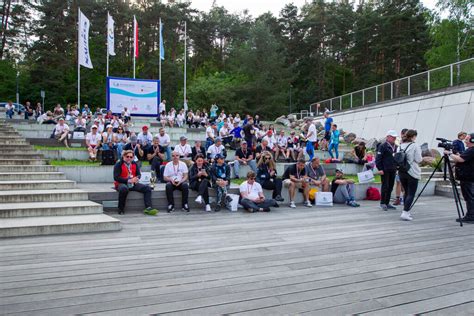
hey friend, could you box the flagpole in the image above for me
[106,11,109,78]
[133,16,136,79]
[184,20,187,106]
[159,17,162,98]
[77,8,81,108]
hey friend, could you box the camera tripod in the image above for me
[410,153,465,226]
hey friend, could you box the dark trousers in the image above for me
[190,179,210,204]
[380,170,396,205]
[240,198,277,211]
[399,172,419,212]
[117,183,152,211]
[150,157,163,177]
[261,179,282,198]
[460,181,474,218]
[165,182,189,207]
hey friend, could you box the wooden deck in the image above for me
[1,196,473,315]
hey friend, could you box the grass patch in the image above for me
[34,145,86,151]
[231,174,381,185]
[50,159,101,166]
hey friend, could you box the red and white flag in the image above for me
[133,16,139,58]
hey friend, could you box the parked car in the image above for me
[0,102,26,114]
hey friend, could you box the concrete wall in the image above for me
[320,85,474,148]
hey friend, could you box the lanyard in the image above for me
[215,146,220,155]
[173,163,180,176]
[125,162,132,178]
[296,167,302,179]
[247,183,254,195]
[178,145,187,155]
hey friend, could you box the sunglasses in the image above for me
[125,155,133,158]
[249,177,256,180]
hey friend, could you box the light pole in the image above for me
[289,84,293,114]
[16,71,19,105]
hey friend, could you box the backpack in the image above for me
[366,186,381,201]
[394,143,413,173]
[101,149,116,165]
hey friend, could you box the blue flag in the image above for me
[159,21,164,60]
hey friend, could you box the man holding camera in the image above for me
[445,132,474,222]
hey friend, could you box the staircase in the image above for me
[0,117,121,238]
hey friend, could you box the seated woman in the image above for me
[186,111,194,128]
[114,126,128,158]
[256,151,284,202]
[74,114,87,133]
[210,154,231,212]
[189,154,212,212]
[86,125,101,161]
[101,125,116,152]
[353,142,368,164]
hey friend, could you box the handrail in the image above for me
[296,57,474,119]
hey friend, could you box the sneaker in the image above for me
[387,204,397,210]
[393,197,401,205]
[214,204,221,212]
[262,207,271,212]
[400,211,413,221]
[205,204,212,212]
[144,207,158,216]
[195,195,203,204]
[118,210,125,215]
[275,195,284,202]
[167,205,174,213]
[182,204,190,212]
[380,204,388,211]
[347,201,359,208]
[400,197,404,205]
[289,201,296,208]
[305,200,312,207]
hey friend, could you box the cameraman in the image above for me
[445,132,474,223]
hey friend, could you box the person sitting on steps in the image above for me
[240,171,279,213]
[189,154,212,212]
[256,151,284,202]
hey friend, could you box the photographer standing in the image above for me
[398,130,422,221]
[446,132,474,223]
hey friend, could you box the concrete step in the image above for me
[0,165,56,172]
[0,144,34,151]
[0,214,121,237]
[0,158,48,165]
[0,180,76,190]
[0,200,104,218]
[0,140,30,145]
[1,153,43,159]
[0,172,66,181]
[435,183,463,200]
[0,188,87,203]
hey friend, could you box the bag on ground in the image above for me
[309,188,318,201]
[357,170,375,183]
[226,194,239,212]
[366,186,381,201]
[316,192,333,206]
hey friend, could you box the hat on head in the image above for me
[130,135,138,142]
[91,125,98,129]
[267,130,273,135]
[179,135,187,141]
[58,117,65,121]
[106,124,113,129]
[142,125,148,131]
[386,130,398,137]
[241,140,247,144]
[215,137,222,142]
[215,153,224,160]
[335,168,344,173]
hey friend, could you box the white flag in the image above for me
[107,13,115,56]
[78,10,93,69]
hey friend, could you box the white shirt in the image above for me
[124,110,131,117]
[5,103,13,110]
[157,133,170,146]
[174,143,192,159]
[102,132,115,143]
[159,102,166,113]
[86,132,100,145]
[207,144,225,159]
[163,161,188,182]
[75,118,86,128]
[55,123,69,135]
[240,181,263,201]
[137,132,153,146]
[183,102,188,111]
[219,126,229,137]
[111,119,123,128]
[177,113,185,123]
[206,126,215,139]
[263,135,277,148]
[307,123,317,142]
[277,135,288,147]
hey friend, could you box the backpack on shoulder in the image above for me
[394,143,413,173]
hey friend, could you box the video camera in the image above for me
[437,137,455,152]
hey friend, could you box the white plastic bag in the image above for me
[316,192,333,206]
[357,170,375,183]
[226,194,239,212]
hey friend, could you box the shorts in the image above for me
[324,131,331,141]
[283,179,304,189]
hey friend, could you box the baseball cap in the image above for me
[386,130,398,137]
[335,168,344,173]
[179,136,187,141]
[241,140,247,144]
[215,153,224,160]
[215,137,222,142]
[91,125,98,129]
[142,125,149,131]
[106,124,113,129]
[58,117,65,121]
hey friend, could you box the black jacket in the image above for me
[113,160,141,184]
[210,163,231,185]
[191,146,205,161]
[375,142,397,172]
[189,163,211,186]
[256,164,277,184]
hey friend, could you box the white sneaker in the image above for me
[205,204,212,212]
[289,201,296,208]
[195,195,203,204]
[305,200,312,207]
[400,211,413,221]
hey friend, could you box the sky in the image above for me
[187,0,440,17]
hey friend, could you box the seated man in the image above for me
[191,140,205,161]
[54,117,70,148]
[123,135,145,163]
[207,137,226,163]
[233,140,257,179]
[305,157,330,192]
[113,150,158,215]
[174,135,193,167]
[85,125,101,161]
[146,136,165,180]
[210,154,231,212]
[240,171,278,213]
[219,122,233,146]
[229,121,243,149]
[137,125,153,152]
[157,128,171,161]
[282,158,312,208]
[331,168,360,207]
[255,139,272,161]
[163,151,190,212]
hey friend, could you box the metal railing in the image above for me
[290,57,474,119]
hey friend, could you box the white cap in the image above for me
[386,130,398,137]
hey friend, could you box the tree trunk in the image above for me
[0,0,12,59]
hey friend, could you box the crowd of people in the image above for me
[4,100,473,223]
